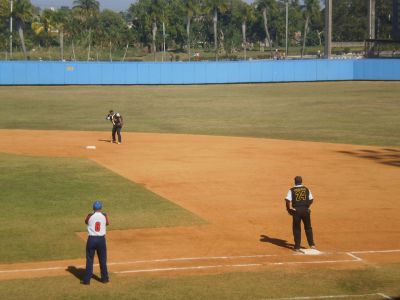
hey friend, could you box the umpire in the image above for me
[81,200,110,285]
[285,176,316,252]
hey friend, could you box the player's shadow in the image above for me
[66,266,102,282]
[98,139,112,143]
[259,235,294,250]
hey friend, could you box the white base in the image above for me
[299,248,322,255]
[85,145,96,150]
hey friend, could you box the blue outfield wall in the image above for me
[0,59,399,85]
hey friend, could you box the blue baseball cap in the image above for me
[93,200,102,210]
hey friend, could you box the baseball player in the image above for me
[81,200,110,285]
[285,176,316,252]
[105,110,124,144]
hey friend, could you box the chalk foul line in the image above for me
[1,249,400,275]
[107,253,280,266]
[264,292,393,300]
[345,252,363,261]
[115,263,262,274]
[115,252,363,274]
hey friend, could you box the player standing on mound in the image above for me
[81,200,110,285]
[285,176,316,252]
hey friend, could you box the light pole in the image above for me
[10,0,13,58]
[162,21,166,62]
[368,0,376,39]
[285,0,288,58]
[324,0,332,59]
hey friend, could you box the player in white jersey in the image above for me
[81,200,110,285]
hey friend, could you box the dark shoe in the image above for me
[80,281,90,285]
[101,279,109,284]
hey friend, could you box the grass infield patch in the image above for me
[0,153,204,263]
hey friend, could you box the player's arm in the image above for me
[307,189,314,207]
[285,199,296,215]
[285,199,291,211]
[85,213,93,224]
[285,189,295,213]
[102,213,110,226]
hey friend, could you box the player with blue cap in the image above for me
[93,200,102,211]
[81,200,110,285]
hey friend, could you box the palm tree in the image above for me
[235,1,253,60]
[73,0,100,60]
[183,0,199,61]
[31,10,56,59]
[73,0,99,21]
[52,8,71,61]
[255,0,276,57]
[141,0,164,61]
[301,0,320,58]
[31,11,52,41]
[204,0,228,61]
[13,0,34,59]
[32,9,66,59]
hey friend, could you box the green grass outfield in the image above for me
[0,81,399,146]
[0,264,399,299]
[0,82,399,298]
[0,153,203,263]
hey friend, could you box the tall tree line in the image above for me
[0,0,394,60]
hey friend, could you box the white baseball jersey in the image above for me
[85,212,109,236]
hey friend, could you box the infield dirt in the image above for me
[0,130,399,280]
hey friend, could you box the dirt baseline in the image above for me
[0,130,399,280]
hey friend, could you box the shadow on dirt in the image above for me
[66,266,101,282]
[98,139,112,143]
[337,148,400,167]
[259,235,294,250]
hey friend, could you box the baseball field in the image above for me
[0,82,399,299]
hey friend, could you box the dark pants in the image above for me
[112,126,122,143]
[83,236,109,283]
[292,206,315,249]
